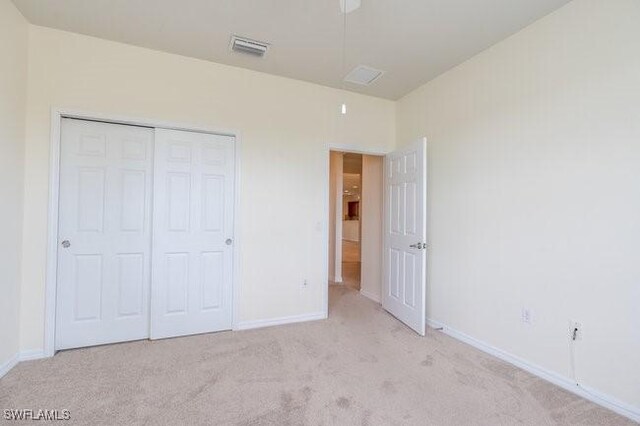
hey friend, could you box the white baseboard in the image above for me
[0,353,19,379]
[0,349,49,380]
[235,312,327,331]
[426,318,640,423]
[19,349,47,362]
[360,289,381,303]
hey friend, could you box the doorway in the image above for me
[342,154,362,290]
[326,138,427,336]
[328,150,384,304]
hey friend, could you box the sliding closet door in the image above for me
[56,119,153,350]
[151,128,235,339]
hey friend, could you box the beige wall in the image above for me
[0,0,27,368]
[20,26,395,351]
[360,155,383,302]
[396,0,640,410]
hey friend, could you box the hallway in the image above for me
[341,240,360,290]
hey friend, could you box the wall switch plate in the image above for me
[521,308,533,325]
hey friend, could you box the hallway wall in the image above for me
[360,155,383,302]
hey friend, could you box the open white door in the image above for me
[383,137,427,335]
[151,128,235,339]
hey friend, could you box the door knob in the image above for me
[225,238,233,246]
[61,240,71,248]
[409,242,424,250]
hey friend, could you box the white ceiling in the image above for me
[343,154,362,196]
[343,153,362,174]
[12,0,571,100]
[343,173,361,198]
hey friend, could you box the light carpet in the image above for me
[342,240,361,290]
[0,286,633,425]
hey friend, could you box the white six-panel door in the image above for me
[56,119,235,350]
[56,119,154,350]
[150,128,235,339]
[383,138,427,336]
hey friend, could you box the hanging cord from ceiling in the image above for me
[340,2,348,114]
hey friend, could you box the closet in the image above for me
[55,118,235,350]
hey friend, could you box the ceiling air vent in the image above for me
[344,65,384,86]
[230,35,269,57]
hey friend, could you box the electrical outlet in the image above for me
[521,308,533,325]
[569,320,582,341]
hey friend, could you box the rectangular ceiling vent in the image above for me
[230,35,269,58]
[344,65,384,86]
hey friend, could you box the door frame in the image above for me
[44,107,242,357]
[323,143,389,318]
